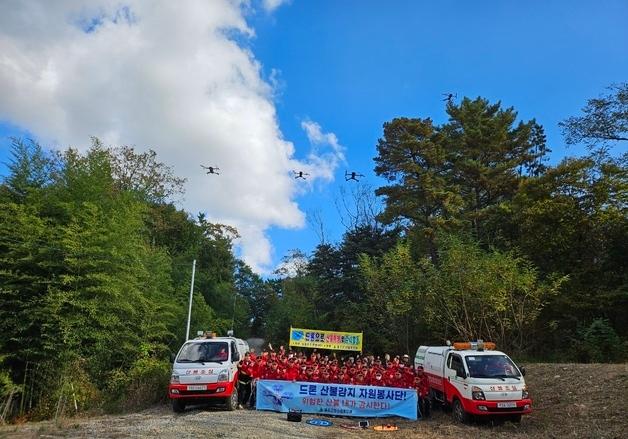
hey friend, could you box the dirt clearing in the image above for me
[1,363,626,439]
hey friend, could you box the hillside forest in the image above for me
[0,85,626,418]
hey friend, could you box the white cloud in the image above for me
[0,0,343,273]
[262,0,290,13]
[300,120,346,183]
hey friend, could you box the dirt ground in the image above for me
[1,363,626,439]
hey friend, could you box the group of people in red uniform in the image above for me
[236,345,430,416]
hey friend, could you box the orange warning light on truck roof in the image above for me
[453,341,496,351]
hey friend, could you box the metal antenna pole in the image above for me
[185,259,197,341]
[231,287,237,332]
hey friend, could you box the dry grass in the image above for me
[340,362,628,439]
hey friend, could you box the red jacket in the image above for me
[261,367,283,380]
[284,367,299,381]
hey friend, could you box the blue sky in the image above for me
[1,0,627,272]
[252,0,628,265]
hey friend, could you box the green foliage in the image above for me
[499,151,628,354]
[0,139,255,420]
[374,98,548,256]
[422,236,565,352]
[360,241,428,353]
[1,138,57,203]
[571,319,627,363]
[559,82,628,149]
[0,356,19,399]
[360,236,564,354]
[104,357,171,412]
[30,358,101,420]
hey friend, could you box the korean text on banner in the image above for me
[256,380,417,420]
[289,327,363,352]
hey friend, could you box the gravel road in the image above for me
[0,404,536,439]
[0,404,361,439]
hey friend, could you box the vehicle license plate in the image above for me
[497,401,517,408]
[187,385,207,391]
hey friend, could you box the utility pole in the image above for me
[185,259,197,341]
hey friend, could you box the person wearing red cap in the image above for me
[353,372,367,386]
[318,369,333,384]
[283,358,300,382]
[388,370,406,388]
[300,365,318,382]
[370,370,386,387]
[339,366,351,384]
[261,361,283,380]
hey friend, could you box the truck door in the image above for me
[445,353,467,402]
[230,341,240,379]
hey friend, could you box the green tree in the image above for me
[1,138,57,203]
[421,235,564,352]
[108,142,186,203]
[559,83,628,149]
[360,241,428,354]
[501,151,628,351]
[234,260,273,336]
[374,98,548,256]
[374,117,457,259]
[0,138,244,418]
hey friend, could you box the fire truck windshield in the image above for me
[177,341,230,363]
[464,355,521,379]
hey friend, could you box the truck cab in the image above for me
[168,335,249,412]
[415,341,532,423]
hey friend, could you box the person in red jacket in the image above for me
[318,369,333,384]
[370,370,386,387]
[250,357,263,379]
[415,367,430,418]
[261,361,283,380]
[360,367,371,384]
[388,370,406,388]
[402,366,416,388]
[353,372,367,386]
[300,366,318,382]
[283,361,300,382]
[237,353,254,408]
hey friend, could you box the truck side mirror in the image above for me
[520,366,526,376]
[233,352,240,362]
[170,352,176,363]
[456,368,467,379]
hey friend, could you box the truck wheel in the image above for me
[172,399,186,413]
[510,414,522,423]
[452,398,471,424]
[225,388,238,411]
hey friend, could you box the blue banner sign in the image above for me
[256,380,417,420]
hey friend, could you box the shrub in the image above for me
[31,359,102,420]
[572,318,626,363]
[104,357,170,412]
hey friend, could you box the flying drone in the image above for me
[293,170,309,180]
[200,165,220,175]
[442,92,457,103]
[345,171,364,182]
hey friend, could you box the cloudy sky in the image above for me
[1,0,627,272]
